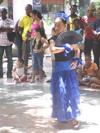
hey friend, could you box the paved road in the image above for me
[0,56,100,133]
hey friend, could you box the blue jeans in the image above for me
[0,45,13,77]
[32,52,44,71]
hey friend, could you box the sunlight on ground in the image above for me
[0,127,23,133]
[0,76,100,132]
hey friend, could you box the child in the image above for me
[73,18,84,57]
[31,27,48,83]
[79,55,98,86]
[12,59,27,83]
[88,70,100,89]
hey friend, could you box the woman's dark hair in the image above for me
[32,9,38,15]
[35,27,46,38]
[32,9,42,20]
[37,11,42,20]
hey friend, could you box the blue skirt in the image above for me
[51,61,80,122]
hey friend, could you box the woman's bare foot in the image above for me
[67,119,80,129]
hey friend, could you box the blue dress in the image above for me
[51,48,80,122]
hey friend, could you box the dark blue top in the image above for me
[50,34,75,61]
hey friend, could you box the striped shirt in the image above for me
[0,17,14,46]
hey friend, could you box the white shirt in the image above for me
[0,17,14,46]
[16,67,24,77]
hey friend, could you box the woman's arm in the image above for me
[49,39,65,54]
[41,38,49,49]
[71,44,80,58]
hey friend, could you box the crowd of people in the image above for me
[0,3,100,128]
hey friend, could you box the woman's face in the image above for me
[54,18,66,34]
[30,13,37,21]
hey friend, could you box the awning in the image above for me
[42,0,64,4]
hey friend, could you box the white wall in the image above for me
[13,0,33,25]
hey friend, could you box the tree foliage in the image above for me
[0,0,3,4]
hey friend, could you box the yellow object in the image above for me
[19,15,32,41]
[68,16,78,30]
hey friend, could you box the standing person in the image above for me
[30,9,46,78]
[82,6,96,57]
[0,8,14,78]
[30,9,46,38]
[19,4,32,76]
[93,7,100,68]
[67,5,79,31]
[14,20,23,60]
[46,27,57,83]
[31,27,48,82]
[73,18,84,58]
[49,17,80,128]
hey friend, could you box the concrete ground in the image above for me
[0,56,100,133]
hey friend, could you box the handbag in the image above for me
[7,31,16,42]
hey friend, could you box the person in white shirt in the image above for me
[0,8,14,78]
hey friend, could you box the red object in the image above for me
[82,16,96,39]
[85,26,95,39]
[20,75,27,82]
[42,0,64,4]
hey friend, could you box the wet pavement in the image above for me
[0,56,100,133]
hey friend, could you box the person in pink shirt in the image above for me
[30,10,45,39]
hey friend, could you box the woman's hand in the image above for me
[71,61,78,69]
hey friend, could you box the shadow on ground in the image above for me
[0,79,100,133]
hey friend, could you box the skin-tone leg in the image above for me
[90,83,100,89]
[67,119,80,129]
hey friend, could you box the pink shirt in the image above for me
[31,23,40,38]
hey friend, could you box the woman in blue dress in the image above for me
[49,17,80,128]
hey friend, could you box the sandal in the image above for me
[71,119,80,129]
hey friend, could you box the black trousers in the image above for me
[22,40,30,75]
[93,41,100,68]
[84,39,94,57]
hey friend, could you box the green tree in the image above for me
[0,0,3,4]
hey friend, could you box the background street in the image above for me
[0,56,100,133]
